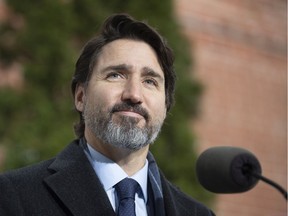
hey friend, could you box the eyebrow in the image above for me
[100,64,131,74]
[100,64,164,82]
[142,67,164,83]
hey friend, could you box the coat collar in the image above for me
[42,139,203,216]
[44,140,116,216]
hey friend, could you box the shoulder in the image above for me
[0,158,55,186]
[160,173,215,216]
[0,159,56,215]
[0,159,55,201]
[0,139,82,184]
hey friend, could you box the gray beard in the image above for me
[83,107,162,150]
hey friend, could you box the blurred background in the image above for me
[0,0,286,215]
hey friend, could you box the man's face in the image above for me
[77,39,167,150]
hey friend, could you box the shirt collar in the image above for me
[86,144,149,202]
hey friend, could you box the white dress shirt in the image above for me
[84,144,148,216]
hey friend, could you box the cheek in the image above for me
[89,85,120,108]
[150,96,166,121]
[157,105,167,121]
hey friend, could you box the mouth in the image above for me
[111,104,149,121]
[114,109,144,119]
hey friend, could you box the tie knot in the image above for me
[115,178,139,200]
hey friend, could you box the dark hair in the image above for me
[71,14,176,138]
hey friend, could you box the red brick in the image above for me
[175,0,287,215]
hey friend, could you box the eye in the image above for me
[106,72,123,80]
[144,78,158,87]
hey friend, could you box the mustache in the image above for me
[111,102,150,120]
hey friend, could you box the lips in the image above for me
[111,103,149,120]
[116,109,144,118]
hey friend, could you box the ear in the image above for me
[74,84,86,112]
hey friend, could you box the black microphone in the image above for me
[196,146,287,200]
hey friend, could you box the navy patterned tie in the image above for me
[115,178,139,216]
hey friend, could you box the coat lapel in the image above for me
[44,141,116,216]
[161,174,179,216]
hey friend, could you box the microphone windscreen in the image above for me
[196,146,262,193]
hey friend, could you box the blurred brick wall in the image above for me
[174,0,287,215]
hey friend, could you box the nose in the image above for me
[121,79,143,104]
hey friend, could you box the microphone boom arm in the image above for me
[249,171,288,200]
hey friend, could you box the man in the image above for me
[0,14,215,216]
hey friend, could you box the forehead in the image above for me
[94,39,164,76]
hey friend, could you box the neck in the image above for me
[85,128,149,176]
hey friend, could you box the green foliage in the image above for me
[0,0,213,204]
